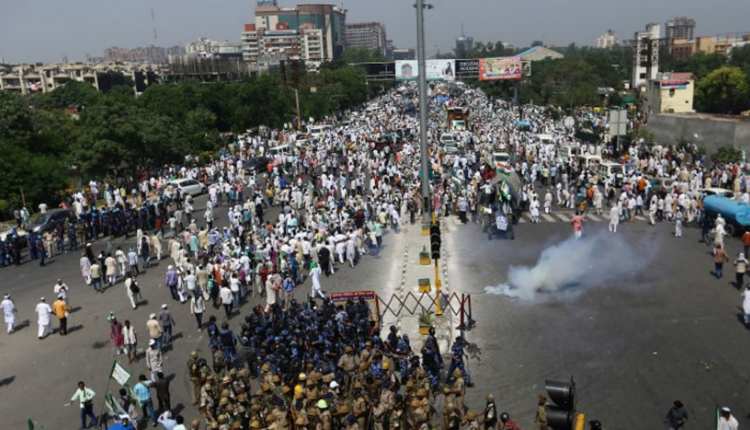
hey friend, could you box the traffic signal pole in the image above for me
[434,258,443,316]
[430,213,443,316]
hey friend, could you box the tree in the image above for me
[696,66,750,114]
[0,92,71,215]
[31,80,100,110]
[712,145,743,164]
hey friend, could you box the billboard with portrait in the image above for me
[425,59,455,81]
[395,60,418,80]
[479,56,523,81]
[395,60,456,81]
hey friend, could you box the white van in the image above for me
[493,152,512,173]
[269,143,290,156]
[537,134,554,145]
[598,162,625,185]
[440,133,457,146]
[578,154,602,169]
[307,124,332,139]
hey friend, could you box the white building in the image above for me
[632,23,661,89]
[596,30,618,49]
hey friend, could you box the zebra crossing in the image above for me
[445,211,650,227]
[515,211,648,224]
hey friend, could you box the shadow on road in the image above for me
[14,319,30,332]
[92,339,109,349]
[67,324,84,334]
[0,376,15,387]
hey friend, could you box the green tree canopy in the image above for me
[696,66,750,114]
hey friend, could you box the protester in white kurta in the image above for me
[1,294,16,334]
[35,298,52,339]
[609,205,620,233]
[309,262,325,299]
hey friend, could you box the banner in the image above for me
[110,361,131,386]
[395,60,456,81]
[479,57,522,81]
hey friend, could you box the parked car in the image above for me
[28,208,75,235]
[169,178,206,197]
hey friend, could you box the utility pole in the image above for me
[294,88,302,131]
[415,0,431,224]
[415,0,443,317]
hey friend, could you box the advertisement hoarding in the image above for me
[479,57,523,81]
[395,60,418,80]
[425,59,455,81]
[455,59,480,78]
[395,60,456,81]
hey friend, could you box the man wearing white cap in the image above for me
[717,406,738,430]
[1,294,16,334]
[146,339,164,382]
[147,313,162,350]
[35,297,52,339]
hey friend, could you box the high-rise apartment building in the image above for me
[665,17,696,43]
[632,23,661,88]
[241,3,346,69]
[345,22,387,56]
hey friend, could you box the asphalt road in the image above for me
[2,200,749,429]
[445,216,750,429]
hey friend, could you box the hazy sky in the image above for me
[1,0,749,63]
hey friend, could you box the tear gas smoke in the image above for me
[484,232,651,301]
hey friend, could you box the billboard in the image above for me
[395,60,456,81]
[395,60,418,80]
[425,59,455,81]
[479,56,522,81]
[455,59,480,77]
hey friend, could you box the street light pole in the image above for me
[415,0,443,317]
[415,0,431,224]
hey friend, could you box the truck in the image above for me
[446,106,470,131]
[703,195,750,236]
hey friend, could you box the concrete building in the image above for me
[646,72,694,114]
[455,34,475,57]
[241,24,261,63]
[104,45,184,64]
[665,17,696,43]
[669,38,695,60]
[0,62,161,95]
[595,30,618,49]
[517,46,564,62]
[391,48,415,61]
[183,38,242,60]
[345,22,387,56]
[252,2,345,61]
[632,23,661,89]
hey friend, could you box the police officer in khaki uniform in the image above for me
[187,351,202,405]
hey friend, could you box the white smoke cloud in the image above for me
[485,231,652,301]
